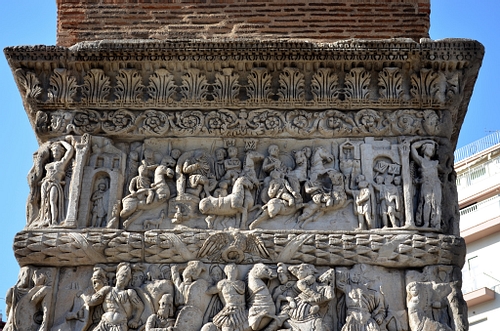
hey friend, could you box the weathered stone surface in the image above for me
[4,38,481,331]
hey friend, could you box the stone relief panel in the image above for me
[33,108,452,140]
[9,263,467,331]
[23,135,454,234]
[5,40,483,331]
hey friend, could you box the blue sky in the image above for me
[0,0,499,318]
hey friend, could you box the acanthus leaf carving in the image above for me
[213,68,240,103]
[344,67,371,100]
[114,69,144,104]
[101,109,136,134]
[277,67,305,103]
[378,67,403,101]
[137,110,169,135]
[311,68,341,102]
[246,67,273,104]
[147,68,177,105]
[410,68,443,104]
[48,68,78,104]
[82,69,111,104]
[180,68,209,103]
[15,69,42,100]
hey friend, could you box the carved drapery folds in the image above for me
[5,39,482,331]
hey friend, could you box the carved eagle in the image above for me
[197,230,270,263]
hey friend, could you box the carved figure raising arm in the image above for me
[411,140,442,229]
[35,137,74,227]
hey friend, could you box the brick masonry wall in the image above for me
[56,0,430,47]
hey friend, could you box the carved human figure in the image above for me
[87,262,145,331]
[406,281,453,331]
[6,270,52,331]
[223,146,242,181]
[262,145,284,175]
[411,140,442,228]
[145,294,175,331]
[178,151,215,198]
[151,156,175,201]
[65,266,107,331]
[345,175,375,230]
[142,264,175,313]
[34,138,75,227]
[27,148,50,224]
[371,175,401,228]
[4,267,32,331]
[91,182,109,227]
[285,264,333,331]
[211,264,249,331]
[267,170,297,207]
[259,145,284,204]
[171,261,218,331]
[128,160,156,205]
[214,148,227,180]
[337,264,386,331]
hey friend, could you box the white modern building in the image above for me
[455,132,500,330]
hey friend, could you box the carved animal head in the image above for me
[249,263,276,280]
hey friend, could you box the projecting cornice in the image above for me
[5,38,483,146]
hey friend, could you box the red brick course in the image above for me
[56,0,430,46]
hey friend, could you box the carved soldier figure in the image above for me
[171,261,218,331]
[87,262,145,331]
[406,281,454,331]
[178,151,215,198]
[91,181,109,227]
[337,265,386,331]
[145,294,175,331]
[211,264,248,331]
[267,170,297,207]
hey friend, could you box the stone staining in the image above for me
[4,39,482,331]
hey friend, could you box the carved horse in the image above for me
[247,263,277,331]
[309,146,334,182]
[199,176,255,228]
[249,197,303,229]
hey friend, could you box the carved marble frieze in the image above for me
[14,229,464,268]
[5,39,483,145]
[32,108,451,140]
[5,39,482,331]
[6,262,466,331]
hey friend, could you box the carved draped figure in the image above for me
[341,285,385,331]
[36,162,67,227]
